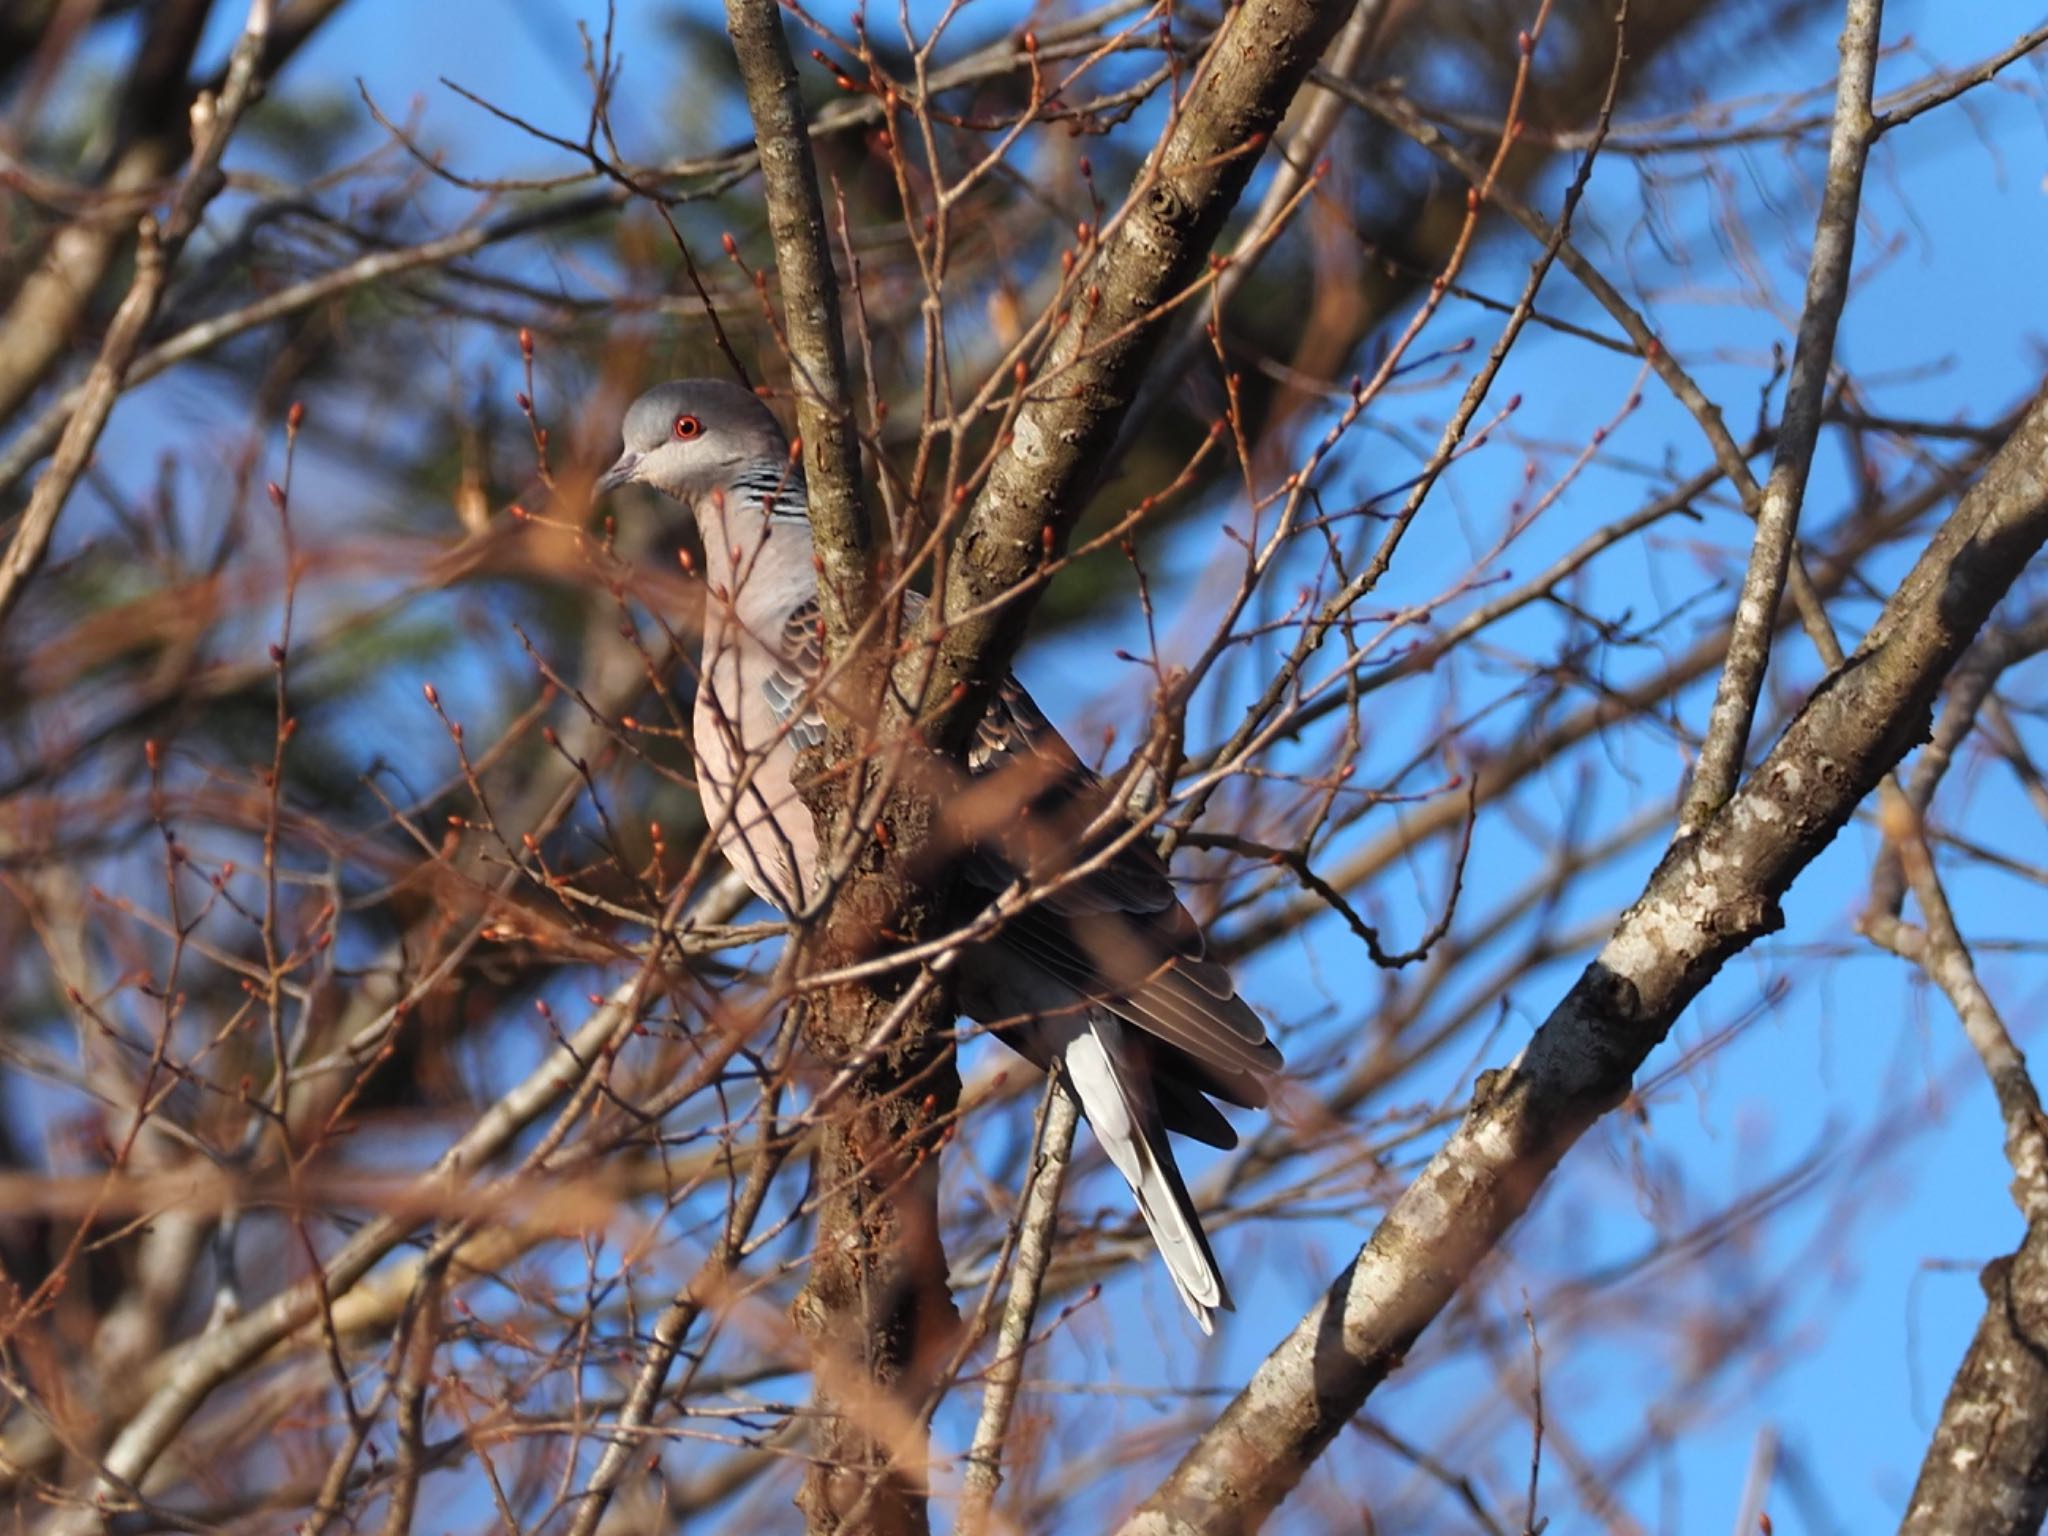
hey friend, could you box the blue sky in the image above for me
[20,0,2048,1529]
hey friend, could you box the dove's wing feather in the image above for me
[757,590,1282,1121]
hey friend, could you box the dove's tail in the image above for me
[1061,1010,1230,1334]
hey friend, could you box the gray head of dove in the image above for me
[596,379,797,510]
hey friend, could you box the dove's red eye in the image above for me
[673,414,702,440]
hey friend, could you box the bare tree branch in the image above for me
[1118,384,2048,1535]
[1114,0,1398,460]
[908,0,1355,753]
[1855,604,2048,1536]
[1681,0,1883,832]
[0,0,214,424]
[1864,817,2048,1218]
[1898,1220,2048,1536]
[959,1080,1081,1536]
[0,0,275,628]
[562,1106,796,1536]
[44,975,664,1532]
[724,0,874,641]
[1333,71,1859,676]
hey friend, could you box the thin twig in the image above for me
[1330,76,1848,672]
[959,1080,1081,1536]
[1522,1300,1545,1536]
[562,1102,798,1536]
[1863,800,2048,1219]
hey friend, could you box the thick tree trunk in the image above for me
[788,781,962,1536]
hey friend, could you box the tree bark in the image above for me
[1900,1224,2048,1536]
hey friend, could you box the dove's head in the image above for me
[597,379,796,512]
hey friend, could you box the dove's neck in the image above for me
[692,481,818,642]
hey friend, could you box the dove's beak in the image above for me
[595,450,642,495]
